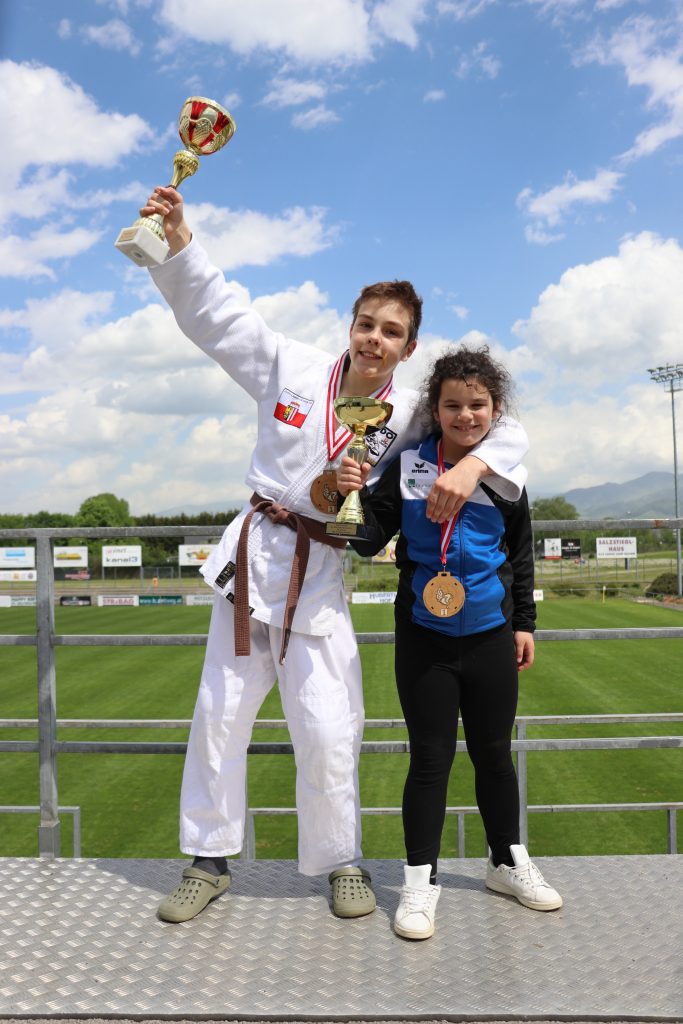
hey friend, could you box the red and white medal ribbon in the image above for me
[437,438,459,565]
[325,352,393,462]
[422,438,466,618]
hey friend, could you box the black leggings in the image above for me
[395,614,520,880]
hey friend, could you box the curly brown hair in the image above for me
[351,280,423,345]
[422,345,513,421]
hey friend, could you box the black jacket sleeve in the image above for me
[345,457,403,559]
[482,483,536,633]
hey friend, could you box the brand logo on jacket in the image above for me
[274,389,314,428]
[412,461,430,474]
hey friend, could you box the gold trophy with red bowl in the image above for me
[115,96,236,267]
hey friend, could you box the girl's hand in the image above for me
[139,186,191,255]
[514,631,535,670]
[426,454,487,523]
[337,456,370,496]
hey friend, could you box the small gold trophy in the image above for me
[115,96,236,267]
[325,397,393,538]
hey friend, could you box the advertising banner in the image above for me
[0,547,35,569]
[186,593,215,606]
[596,537,638,559]
[561,538,581,559]
[0,569,37,581]
[102,545,142,567]
[351,591,397,604]
[544,538,561,560]
[97,595,140,606]
[59,596,92,607]
[0,596,11,608]
[10,596,36,607]
[54,546,88,568]
[178,544,217,566]
[139,595,183,605]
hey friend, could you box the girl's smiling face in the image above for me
[434,377,499,462]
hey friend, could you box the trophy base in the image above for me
[115,223,170,268]
[325,521,370,539]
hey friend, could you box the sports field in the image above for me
[1,598,681,860]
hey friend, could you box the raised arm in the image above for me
[426,414,528,523]
[141,187,283,401]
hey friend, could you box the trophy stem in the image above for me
[170,149,200,189]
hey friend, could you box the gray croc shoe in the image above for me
[328,866,376,918]
[158,866,231,923]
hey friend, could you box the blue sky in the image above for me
[1,0,682,514]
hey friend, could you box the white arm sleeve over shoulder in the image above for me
[149,238,279,402]
[471,415,529,501]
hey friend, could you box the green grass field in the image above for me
[1,598,681,860]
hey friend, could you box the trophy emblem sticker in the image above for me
[115,96,236,267]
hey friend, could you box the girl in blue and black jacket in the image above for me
[338,346,562,940]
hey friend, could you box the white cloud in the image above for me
[437,0,496,20]
[159,0,372,63]
[262,76,328,108]
[82,18,142,55]
[524,223,566,245]
[455,40,501,79]
[0,60,153,268]
[0,277,354,513]
[512,231,683,383]
[449,303,469,319]
[371,0,430,48]
[58,19,72,39]
[186,204,339,269]
[0,226,98,280]
[580,16,683,161]
[424,89,446,101]
[0,60,151,181]
[291,105,340,131]
[517,169,623,242]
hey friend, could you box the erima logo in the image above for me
[412,461,430,474]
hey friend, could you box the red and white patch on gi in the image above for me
[273,388,314,428]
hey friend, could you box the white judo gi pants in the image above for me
[179,594,364,876]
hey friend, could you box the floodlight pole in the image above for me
[647,364,683,597]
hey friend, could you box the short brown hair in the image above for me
[352,280,423,345]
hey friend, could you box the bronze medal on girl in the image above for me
[422,438,465,618]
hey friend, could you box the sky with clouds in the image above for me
[1,0,682,515]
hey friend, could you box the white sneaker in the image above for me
[486,844,562,911]
[394,864,441,940]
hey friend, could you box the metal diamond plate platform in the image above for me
[0,856,681,1020]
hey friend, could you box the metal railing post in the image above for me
[667,809,677,855]
[517,721,528,848]
[36,532,60,857]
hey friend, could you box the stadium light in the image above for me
[647,363,683,596]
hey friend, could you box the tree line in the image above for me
[0,493,239,571]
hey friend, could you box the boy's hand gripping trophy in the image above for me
[115,97,236,267]
[326,397,393,539]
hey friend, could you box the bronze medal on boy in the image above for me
[310,470,340,515]
[423,570,465,618]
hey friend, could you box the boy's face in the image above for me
[348,299,416,385]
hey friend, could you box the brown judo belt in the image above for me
[233,493,347,665]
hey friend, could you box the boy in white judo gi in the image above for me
[142,187,528,923]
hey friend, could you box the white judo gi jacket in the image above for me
[150,239,528,875]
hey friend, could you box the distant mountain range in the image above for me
[535,471,677,519]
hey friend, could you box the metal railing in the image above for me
[1,521,682,859]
